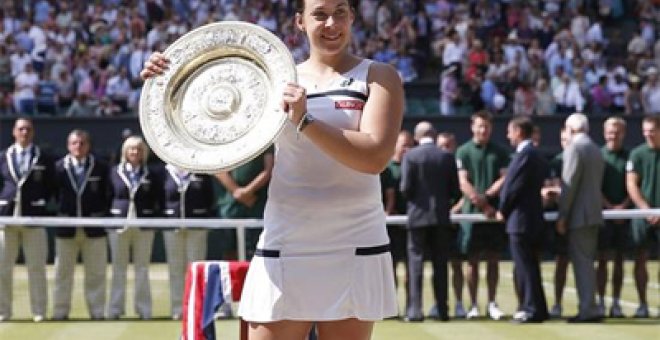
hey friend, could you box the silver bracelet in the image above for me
[296,112,315,139]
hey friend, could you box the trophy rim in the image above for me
[139,21,297,173]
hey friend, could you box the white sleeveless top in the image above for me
[260,59,388,254]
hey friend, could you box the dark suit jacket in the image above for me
[499,142,548,234]
[400,143,461,228]
[0,145,55,216]
[54,154,110,238]
[108,163,163,219]
[163,167,216,218]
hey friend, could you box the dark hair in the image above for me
[642,115,660,128]
[438,132,455,139]
[509,116,534,138]
[295,0,357,13]
[471,111,492,123]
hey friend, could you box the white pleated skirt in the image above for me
[237,247,398,322]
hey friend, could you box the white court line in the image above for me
[624,278,660,290]
[538,280,660,315]
[500,270,660,315]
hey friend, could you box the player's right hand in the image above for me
[140,52,170,80]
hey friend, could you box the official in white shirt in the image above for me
[107,136,163,320]
[0,118,54,322]
[162,164,215,320]
[52,130,110,320]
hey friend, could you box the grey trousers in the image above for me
[53,229,107,319]
[567,225,599,318]
[0,226,48,318]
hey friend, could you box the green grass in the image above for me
[0,262,658,339]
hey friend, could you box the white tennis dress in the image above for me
[238,59,398,322]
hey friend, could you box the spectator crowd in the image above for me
[1,0,660,116]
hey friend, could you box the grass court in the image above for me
[0,262,658,339]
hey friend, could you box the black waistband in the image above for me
[254,244,390,258]
[355,243,390,256]
[254,249,281,258]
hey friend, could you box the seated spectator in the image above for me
[395,46,418,83]
[636,50,656,77]
[13,63,39,115]
[9,46,32,79]
[0,45,12,98]
[55,2,73,29]
[13,22,34,57]
[641,67,660,115]
[513,81,536,116]
[570,8,590,48]
[628,29,648,58]
[66,93,99,117]
[585,59,607,89]
[373,39,397,65]
[440,65,459,116]
[481,71,501,112]
[442,28,464,70]
[527,39,544,64]
[465,39,489,83]
[256,5,278,33]
[591,75,613,115]
[534,78,556,115]
[574,67,590,100]
[0,91,12,115]
[35,73,58,115]
[553,73,585,114]
[487,52,508,83]
[586,18,606,46]
[503,31,526,67]
[106,67,131,112]
[608,68,628,112]
[624,74,643,115]
[582,42,605,68]
[54,69,75,109]
[95,96,121,117]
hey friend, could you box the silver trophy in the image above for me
[139,21,297,173]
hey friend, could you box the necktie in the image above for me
[75,160,85,187]
[19,149,29,176]
[130,170,140,188]
[179,171,190,186]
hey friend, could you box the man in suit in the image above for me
[436,132,467,318]
[52,129,110,320]
[0,117,54,322]
[557,113,605,323]
[498,117,549,323]
[400,121,461,322]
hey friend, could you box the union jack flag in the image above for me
[182,261,249,340]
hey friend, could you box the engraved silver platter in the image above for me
[139,21,296,173]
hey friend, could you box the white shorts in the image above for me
[237,245,398,322]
